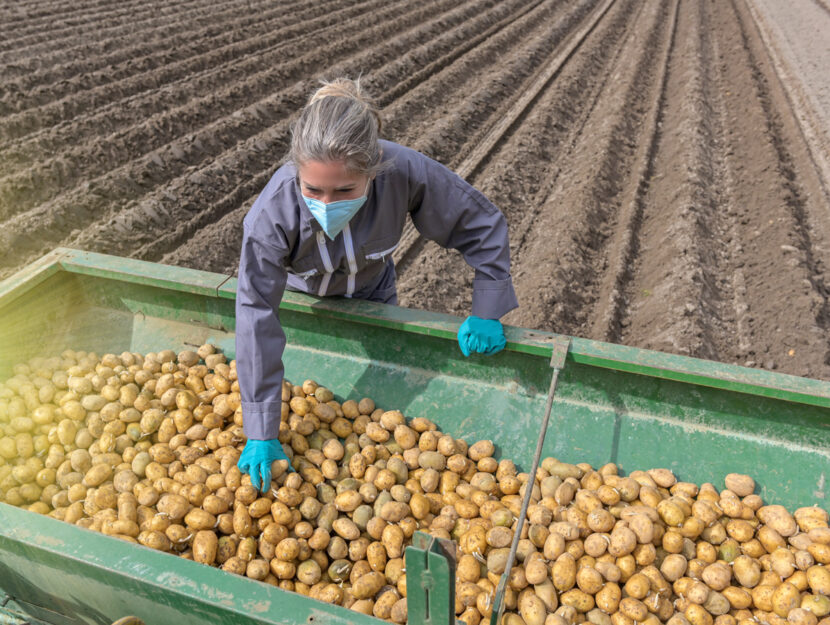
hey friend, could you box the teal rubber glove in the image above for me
[457,315,506,357]
[237,439,292,492]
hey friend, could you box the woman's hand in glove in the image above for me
[237,438,293,491]
[457,315,506,357]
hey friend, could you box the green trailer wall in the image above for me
[0,248,827,625]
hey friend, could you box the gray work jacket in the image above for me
[236,140,518,440]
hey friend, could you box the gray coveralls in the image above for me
[236,140,518,440]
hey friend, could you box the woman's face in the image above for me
[298,160,369,205]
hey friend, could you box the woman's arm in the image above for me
[407,155,518,320]
[235,227,289,440]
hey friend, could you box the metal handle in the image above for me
[489,336,570,625]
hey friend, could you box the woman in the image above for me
[236,78,518,490]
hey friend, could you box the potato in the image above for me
[184,508,216,531]
[552,553,576,591]
[468,440,495,461]
[243,558,268,581]
[724,474,755,497]
[520,593,548,625]
[721,586,752,610]
[801,595,830,618]
[620,598,648,621]
[192,530,218,565]
[660,553,688,582]
[157,493,189,522]
[530,580,557,614]
[795,507,829,532]
[83,464,112,487]
[807,564,830,595]
[759,506,798,537]
[703,591,730,616]
[382,524,405,559]
[232,504,253,537]
[702,562,732,591]
[526,555,550,586]
[788,609,818,625]
[352,571,385,599]
[808,543,830,565]
[751,585,777,612]
[380,501,410,523]
[296,560,321,586]
[561,589,594,613]
[609,526,637,557]
[138,530,172,552]
[685,603,714,625]
[624,573,651,600]
[771,582,802,618]
[772,548,797,578]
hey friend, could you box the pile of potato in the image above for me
[0,348,828,625]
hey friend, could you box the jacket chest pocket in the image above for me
[361,236,400,264]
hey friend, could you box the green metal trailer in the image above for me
[0,248,827,625]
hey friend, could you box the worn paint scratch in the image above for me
[156,571,198,592]
[814,472,826,501]
[33,534,64,548]
[200,583,235,603]
[242,599,271,613]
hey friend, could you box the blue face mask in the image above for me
[302,180,370,239]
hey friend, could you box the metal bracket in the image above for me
[490,336,571,625]
[405,531,457,625]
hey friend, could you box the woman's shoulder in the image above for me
[379,140,425,166]
[378,140,444,182]
[244,163,301,239]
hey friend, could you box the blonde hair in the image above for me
[290,77,384,176]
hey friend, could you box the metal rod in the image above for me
[490,336,570,625]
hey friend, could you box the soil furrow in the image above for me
[161,191,262,274]
[487,0,672,335]
[494,0,644,244]
[384,0,581,157]
[586,0,679,344]
[0,0,387,168]
[0,0,172,41]
[65,0,537,262]
[127,0,540,264]
[0,0,492,273]
[374,0,548,107]
[0,0,342,112]
[0,0,271,61]
[395,0,644,315]
[394,0,615,269]
[0,0,399,207]
[611,0,729,360]
[0,0,343,138]
[0,0,116,25]
[0,0,213,60]
[710,0,830,376]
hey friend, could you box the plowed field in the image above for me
[2,0,830,379]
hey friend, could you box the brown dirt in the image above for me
[1,0,829,379]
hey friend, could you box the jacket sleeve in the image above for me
[235,226,288,440]
[407,156,519,319]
